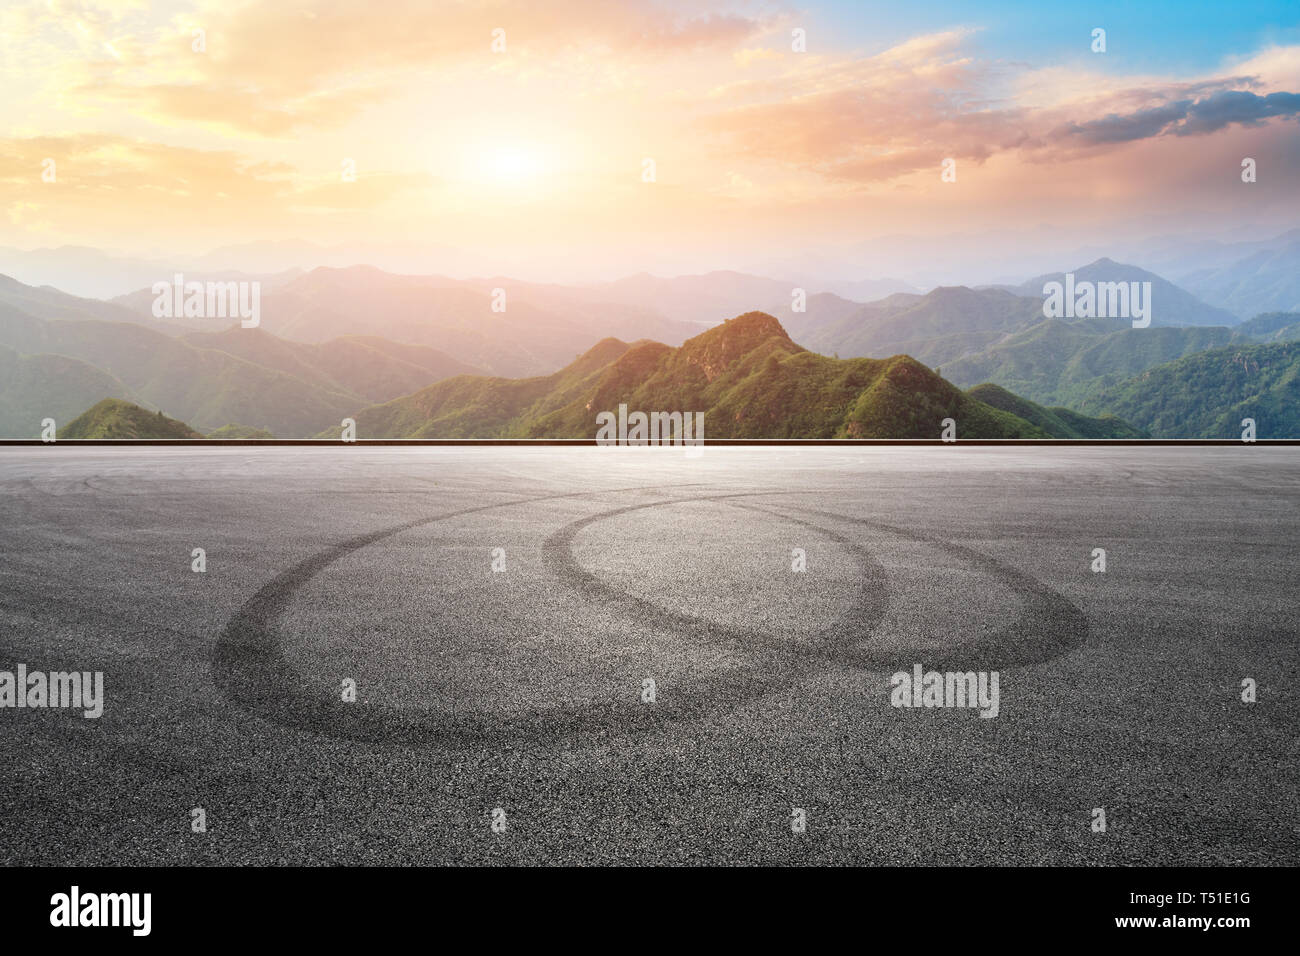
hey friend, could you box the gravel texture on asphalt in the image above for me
[0,445,1295,865]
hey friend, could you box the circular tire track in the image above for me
[211,485,868,749]
[736,502,1089,670]
[547,495,1087,673]
[212,487,1086,749]
[540,491,892,660]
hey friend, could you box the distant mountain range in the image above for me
[789,286,1047,367]
[112,265,700,377]
[0,274,484,437]
[325,312,1140,440]
[775,259,1243,379]
[3,249,1298,439]
[1010,259,1239,327]
[1175,237,1300,320]
[7,228,1296,315]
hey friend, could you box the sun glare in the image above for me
[464,143,548,187]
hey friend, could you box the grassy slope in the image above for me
[337,337,636,438]
[966,383,1148,438]
[60,398,204,439]
[943,318,1236,406]
[1232,311,1300,343]
[205,424,275,439]
[0,345,132,438]
[340,313,1060,439]
[1080,341,1300,438]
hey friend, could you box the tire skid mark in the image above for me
[541,492,892,661]
[551,495,1087,672]
[211,485,1089,750]
[762,503,1090,670]
[211,483,747,749]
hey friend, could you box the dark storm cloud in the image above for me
[1054,90,1300,147]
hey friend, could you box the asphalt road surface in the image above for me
[1,445,1296,865]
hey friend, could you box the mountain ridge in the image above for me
[328,312,1139,440]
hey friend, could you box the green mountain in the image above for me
[1080,341,1300,438]
[60,399,203,439]
[325,337,637,438]
[942,308,1300,414]
[206,424,275,439]
[1232,311,1300,343]
[0,316,367,436]
[333,313,1138,440]
[792,286,1046,369]
[965,384,1147,438]
[774,267,1264,419]
[943,318,1237,407]
[0,273,487,436]
[0,344,132,438]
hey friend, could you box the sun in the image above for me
[485,146,541,182]
[463,143,548,188]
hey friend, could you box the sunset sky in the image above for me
[2,0,1299,280]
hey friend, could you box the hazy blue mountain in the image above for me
[1015,258,1238,327]
[1177,239,1300,320]
[0,272,144,325]
[772,291,868,342]
[178,327,484,404]
[113,265,701,377]
[590,271,802,328]
[790,286,1046,367]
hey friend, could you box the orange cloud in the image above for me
[22,0,775,136]
[699,31,1300,184]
